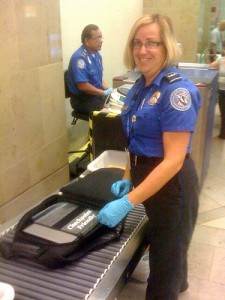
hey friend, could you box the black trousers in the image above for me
[218,90,225,138]
[70,94,106,115]
[130,156,199,300]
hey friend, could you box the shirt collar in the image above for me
[82,45,98,56]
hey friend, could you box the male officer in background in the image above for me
[67,24,112,115]
[210,20,225,55]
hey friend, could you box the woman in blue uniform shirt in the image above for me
[97,14,201,300]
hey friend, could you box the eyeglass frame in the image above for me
[90,36,103,41]
[131,39,163,50]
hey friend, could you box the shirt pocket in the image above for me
[134,107,161,139]
[89,68,99,82]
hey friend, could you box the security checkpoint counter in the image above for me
[0,170,149,300]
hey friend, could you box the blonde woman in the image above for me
[97,14,201,299]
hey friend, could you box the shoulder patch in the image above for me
[170,88,191,111]
[164,72,182,83]
[77,59,86,69]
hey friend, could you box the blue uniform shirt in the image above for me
[121,66,201,157]
[67,45,103,95]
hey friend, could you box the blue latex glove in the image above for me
[103,87,113,96]
[111,179,132,197]
[96,195,134,228]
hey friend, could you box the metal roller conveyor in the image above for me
[0,205,148,300]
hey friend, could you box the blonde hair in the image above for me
[124,14,181,70]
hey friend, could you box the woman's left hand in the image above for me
[96,195,134,227]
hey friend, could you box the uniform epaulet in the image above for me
[164,72,182,83]
[81,49,87,58]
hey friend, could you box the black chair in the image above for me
[64,70,90,176]
[64,70,89,125]
[71,110,89,125]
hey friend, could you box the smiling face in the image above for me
[132,23,166,85]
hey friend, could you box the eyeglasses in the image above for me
[91,36,103,41]
[131,40,163,49]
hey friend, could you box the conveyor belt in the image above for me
[0,205,148,300]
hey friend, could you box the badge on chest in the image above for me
[148,91,161,106]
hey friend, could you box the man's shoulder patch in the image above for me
[77,59,86,69]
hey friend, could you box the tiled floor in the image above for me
[118,105,225,300]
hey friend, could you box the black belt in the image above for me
[129,153,190,166]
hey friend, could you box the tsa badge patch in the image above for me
[148,91,161,105]
[77,59,86,69]
[170,88,191,111]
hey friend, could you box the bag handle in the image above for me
[0,240,42,259]
[38,224,124,269]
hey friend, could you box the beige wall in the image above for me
[143,0,202,62]
[0,0,69,224]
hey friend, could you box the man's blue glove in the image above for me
[96,195,134,228]
[111,179,132,197]
[104,87,113,96]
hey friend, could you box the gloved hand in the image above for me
[111,179,132,197]
[103,87,113,96]
[96,195,134,228]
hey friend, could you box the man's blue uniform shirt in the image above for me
[121,66,202,157]
[67,45,103,95]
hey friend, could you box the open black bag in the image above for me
[0,168,125,269]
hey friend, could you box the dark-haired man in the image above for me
[210,20,225,55]
[67,24,112,115]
